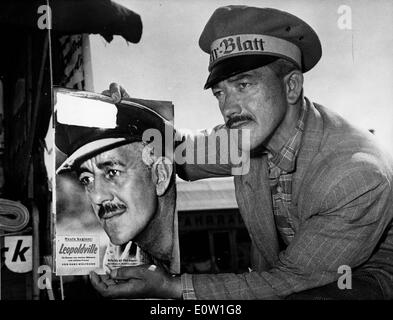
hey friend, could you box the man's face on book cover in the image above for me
[76,142,158,245]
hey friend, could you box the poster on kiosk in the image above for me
[52,88,179,276]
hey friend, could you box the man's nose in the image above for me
[88,177,113,205]
[221,93,242,120]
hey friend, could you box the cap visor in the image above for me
[56,138,129,174]
[204,55,279,89]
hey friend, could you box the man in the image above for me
[98,6,393,300]
[55,89,180,283]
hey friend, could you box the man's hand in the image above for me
[102,82,183,143]
[90,264,182,299]
[102,83,130,103]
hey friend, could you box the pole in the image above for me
[32,203,40,300]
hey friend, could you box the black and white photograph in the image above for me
[0,0,392,312]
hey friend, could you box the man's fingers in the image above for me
[110,265,149,280]
[90,271,145,298]
[102,83,130,103]
[91,266,168,299]
[119,86,130,99]
[101,89,111,97]
[109,82,129,103]
[90,272,125,298]
[100,274,118,286]
[109,83,122,103]
[90,272,109,291]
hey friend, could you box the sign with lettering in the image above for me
[56,235,100,275]
[3,236,32,273]
[209,34,302,70]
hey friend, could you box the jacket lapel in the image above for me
[235,155,280,270]
[291,98,324,207]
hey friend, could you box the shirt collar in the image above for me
[267,99,308,173]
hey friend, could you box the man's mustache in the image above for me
[226,114,253,128]
[98,202,127,219]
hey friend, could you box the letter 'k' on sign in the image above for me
[4,236,32,273]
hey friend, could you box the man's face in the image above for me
[77,143,157,245]
[212,65,287,151]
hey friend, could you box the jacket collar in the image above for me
[267,99,308,173]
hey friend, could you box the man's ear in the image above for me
[284,70,303,104]
[152,157,173,196]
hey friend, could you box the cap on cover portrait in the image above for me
[54,87,174,173]
[199,5,322,89]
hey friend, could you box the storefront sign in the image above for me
[3,236,32,273]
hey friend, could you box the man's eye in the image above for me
[239,82,250,89]
[79,176,94,186]
[212,90,223,98]
[106,169,120,178]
